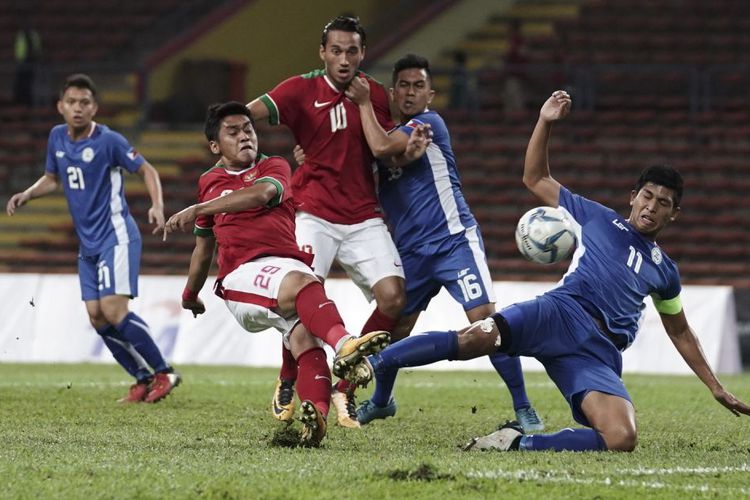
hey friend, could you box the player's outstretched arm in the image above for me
[164,182,278,238]
[661,310,750,417]
[181,235,215,318]
[6,173,59,216]
[136,161,165,234]
[523,90,571,207]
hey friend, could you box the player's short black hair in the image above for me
[60,73,97,100]
[392,53,432,85]
[634,164,684,207]
[321,15,366,48]
[204,101,254,142]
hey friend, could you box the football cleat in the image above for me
[515,406,545,432]
[356,398,397,425]
[118,381,150,403]
[332,331,390,384]
[463,420,524,451]
[144,372,181,403]
[271,378,296,421]
[346,358,375,388]
[299,400,327,447]
[331,387,359,428]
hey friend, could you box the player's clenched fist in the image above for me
[540,90,572,123]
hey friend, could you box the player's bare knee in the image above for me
[601,425,637,452]
[88,315,108,331]
[284,270,319,293]
[455,321,497,359]
[373,280,405,317]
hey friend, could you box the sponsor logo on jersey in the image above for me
[612,218,629,231]
[651,246,663,264]
[55,150,65,158]
[314,100,332,108]
[82,147,95,163]
[243,172,257,183]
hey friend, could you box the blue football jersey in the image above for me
[377,111,477,252]
[549,187,682,346]
[45,122,143,256]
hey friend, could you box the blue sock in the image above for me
[370,363,398,407]
[115,312,170,373]
[368,331,458,407]
[95,325,152,382]
[488,352,530,411]
[519,428,607,451]
[370,331,459,372]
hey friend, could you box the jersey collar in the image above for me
[216,154,267,174]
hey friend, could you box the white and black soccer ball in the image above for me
[515,206,576,264]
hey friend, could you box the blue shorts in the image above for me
[498,293,630,427]
[78,239,141,301]
[401,226,496,315]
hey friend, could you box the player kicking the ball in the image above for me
[362,90,750,452]
[163,102,389,447]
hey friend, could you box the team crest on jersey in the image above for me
[55,150,65,158]
[82,147,95,163]
[651,246,663,264]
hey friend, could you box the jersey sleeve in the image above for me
[395,118,422,139]
[558,186,607,225]
[109,131,145,173]
[370,80,395,130]
[650,260,683,313]
[255,157,292,208]
[193,174,215,238]
[44,129,58,175]
[259,76,302,127]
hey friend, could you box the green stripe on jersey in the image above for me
[256,177,283,207]
[651,294,683,315]
[193,226,214,238]
[300,69,325,79]
[259,94,279,125]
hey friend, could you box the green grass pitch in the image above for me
[1,364,748,499]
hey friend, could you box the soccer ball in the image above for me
[515,206,576,264]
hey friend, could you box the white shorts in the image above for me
[296,211,404,301]
[219,256,324,349]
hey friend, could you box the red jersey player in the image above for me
[247,16,406,428]
[163,102,390,447]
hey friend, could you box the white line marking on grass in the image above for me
[467,466,750,495]
[621,464,750,475]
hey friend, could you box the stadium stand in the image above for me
[0,0,748,291]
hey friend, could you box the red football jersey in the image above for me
[259,69,394,224]
[193,155,313,279]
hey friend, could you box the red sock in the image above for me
[296,347,331,416]
[335,379,355,393]
[279,341,297,381]
[295,282,349,348]
[361,307,398,335]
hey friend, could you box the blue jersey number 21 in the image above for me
[67,166,85,190]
